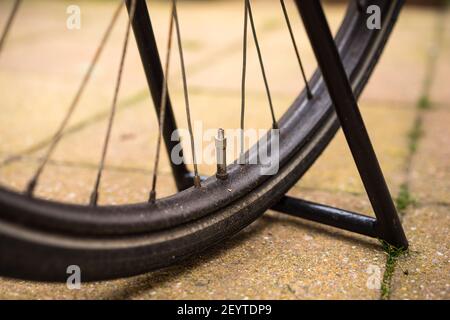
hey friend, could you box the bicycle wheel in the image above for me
[0,0,404,281]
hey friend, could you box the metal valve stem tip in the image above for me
[215,128,228,180]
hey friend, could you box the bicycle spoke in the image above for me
[0,0,21,57]
[172,0,201,188]
[149,3,175,203]
[90,0,136,206]
[280,0,312,99]
[245,0,278,129]
[239,1,249,163]
[24,2,124,197]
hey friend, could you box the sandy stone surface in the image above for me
[0,1,448,300]
[390,206,449,300]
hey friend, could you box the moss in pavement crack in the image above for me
[380,241,408,300]
[408,117,424,154]
[395,184,416,216]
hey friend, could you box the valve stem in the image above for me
[215,128,228,180]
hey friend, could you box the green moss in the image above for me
[408,117,423,154]
[396,184,415,214]
[417,95,431,110]
[380,241,408,300]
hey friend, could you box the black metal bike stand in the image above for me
[271,1,408,249]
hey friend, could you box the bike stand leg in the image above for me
[272,197,378,239]
[271,1,408,249]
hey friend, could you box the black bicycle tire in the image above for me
[0,0,403,281]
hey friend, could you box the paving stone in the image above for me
[390,206,450,300]
[409,109,450,204]
[0,0,150,155]
[297,101,416,195]
[186,4,345,97]
[429,9,450,106]
[361,7,438,104]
